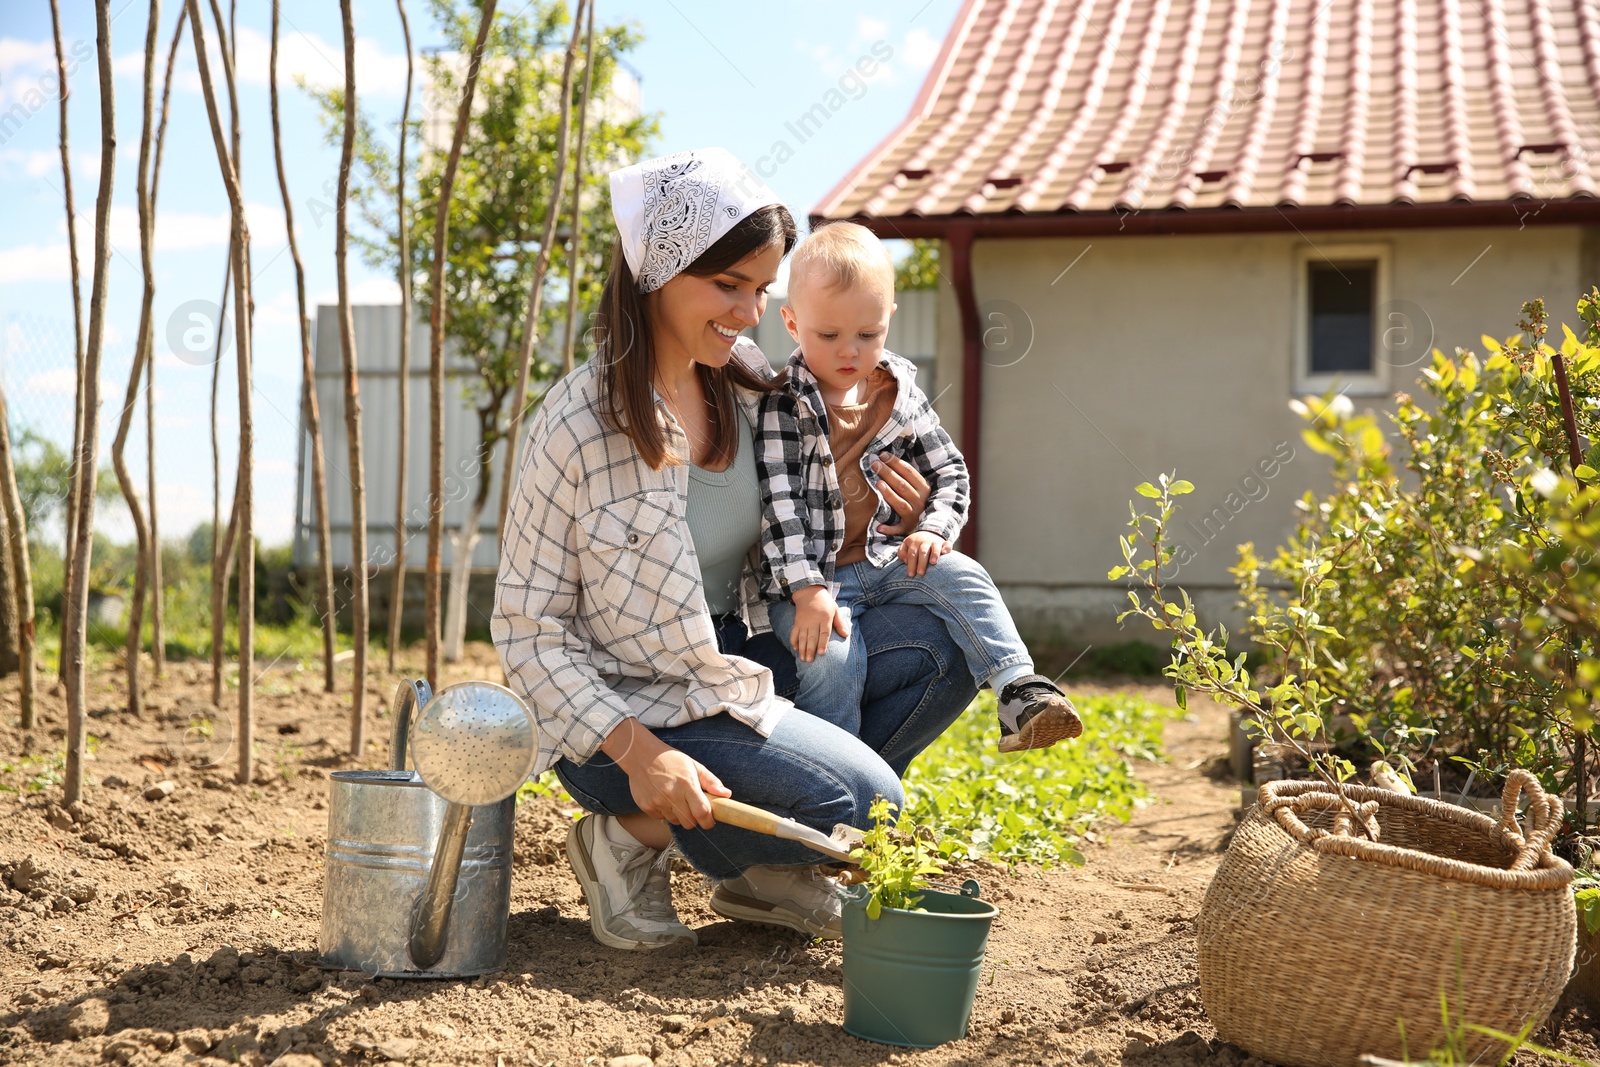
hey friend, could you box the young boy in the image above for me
[755,222,1080,752]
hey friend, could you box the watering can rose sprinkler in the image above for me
[317,679,538,978]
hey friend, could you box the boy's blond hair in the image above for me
[788,221,896,300]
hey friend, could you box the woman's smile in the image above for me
[710,321,742,344]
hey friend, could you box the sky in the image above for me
[0,0,961,548]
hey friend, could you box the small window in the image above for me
[1308,263,1375,374]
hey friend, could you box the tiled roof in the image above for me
[815,0,1600,223]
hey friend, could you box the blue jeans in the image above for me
[553,604,977,879]
[767,553,1031,734]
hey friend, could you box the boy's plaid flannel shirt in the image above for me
[755,349,969,601]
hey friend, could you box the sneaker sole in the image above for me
[565,818,696,952]
[708,886,842,941]
[998,705,1084,753]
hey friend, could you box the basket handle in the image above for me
[1498,769,1563,871]
[1263,791,1382,843]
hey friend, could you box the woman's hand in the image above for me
[873,453,933,535]
[601,718,731,830]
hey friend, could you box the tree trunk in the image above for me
[63,0,118,806]
[146,4,187,684]
[558,0,596,376]
[50,0,85,686]
[188,0,254,786]
[444,408,499,663]
[0,382,36,729]
[496,0,582,549]
[0,504,17,677]
[206,0,242,713]
[111,0,162,720]
[270,0,336,696]
[336,0,369,756]
[428,0,499,690]
[208,249,232,708]
[389,0,415,673]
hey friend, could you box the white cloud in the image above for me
[25,366,78,396]
[311,276,400,307]
[113,27,409,100]
[902,28,942,68]
[0,148,60,180]
[102,199,286,255]
[0,241,69,284]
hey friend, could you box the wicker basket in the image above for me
[1198,770,1575,1067]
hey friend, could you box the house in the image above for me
[812,0,1600,645]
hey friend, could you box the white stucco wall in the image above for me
[935,224,1595,646]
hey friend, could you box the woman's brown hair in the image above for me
[594,204,798,470]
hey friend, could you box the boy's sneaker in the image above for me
[566,815,697,951]
[709,865,843,939]
[997,675,1083,753]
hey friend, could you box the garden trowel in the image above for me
[708,797,865,864]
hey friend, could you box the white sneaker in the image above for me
[566,815,697,951]
[709,864,843,940]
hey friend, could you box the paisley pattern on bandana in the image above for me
[609,148,783,294]
[637,156,722,292]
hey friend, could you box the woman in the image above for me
[493,148,976,951]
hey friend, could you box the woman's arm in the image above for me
[493,397,731,829]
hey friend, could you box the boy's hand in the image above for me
[790,585,850,663]
[898,531,951,577]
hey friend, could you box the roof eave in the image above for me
[814,198,1600,240]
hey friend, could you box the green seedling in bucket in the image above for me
[851,797,948,919]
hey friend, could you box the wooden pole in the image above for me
[494,0,582,550]
[336,0,370,755]
[0,384,36,730]
[270,0,337,696]
[427,0,499,689]
[63,0,118,805]
[388,0,415,673]
[557,0,596,377]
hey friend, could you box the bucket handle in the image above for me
[926,879,983,899]
[390,678,433,772]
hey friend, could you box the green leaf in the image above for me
[1174,685,1187,710]
[1168,479,1195,495]
[1135,482,1161,499]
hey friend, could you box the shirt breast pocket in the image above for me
[582,491,699,621]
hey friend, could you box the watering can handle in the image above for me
[390,678,434,772]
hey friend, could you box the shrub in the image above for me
[1115,291,1600,829]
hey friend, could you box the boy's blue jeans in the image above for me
[552,603,977,880]
[767,552,1031,735]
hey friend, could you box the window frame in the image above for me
[1293,242,1392,397]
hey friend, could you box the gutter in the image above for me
[816,196,1600,242]
[946,225,982,559]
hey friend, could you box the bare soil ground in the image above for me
[2,646,1597,1067]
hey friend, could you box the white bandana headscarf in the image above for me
[609,147,784,293]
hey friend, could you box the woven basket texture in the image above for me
[1197,770,1575,1067]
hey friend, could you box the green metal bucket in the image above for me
[840,882,999,1048]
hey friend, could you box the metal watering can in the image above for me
[318,678,539,978]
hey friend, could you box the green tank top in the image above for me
[685,412,761,616]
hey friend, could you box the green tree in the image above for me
[895,238,941,291]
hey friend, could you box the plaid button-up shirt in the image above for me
[493,339,787,774]
[755,349,969,601]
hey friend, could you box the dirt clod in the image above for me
[11,855,52,893]
[62,996,110,1039]
[142,780,175,801]
[606,1056,653,1067]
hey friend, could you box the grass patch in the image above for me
[903,690,1177,868]
[517,689,1178,870]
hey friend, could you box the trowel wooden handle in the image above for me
[709,797,786,837]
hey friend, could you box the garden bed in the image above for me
[2,648,1598,1066]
